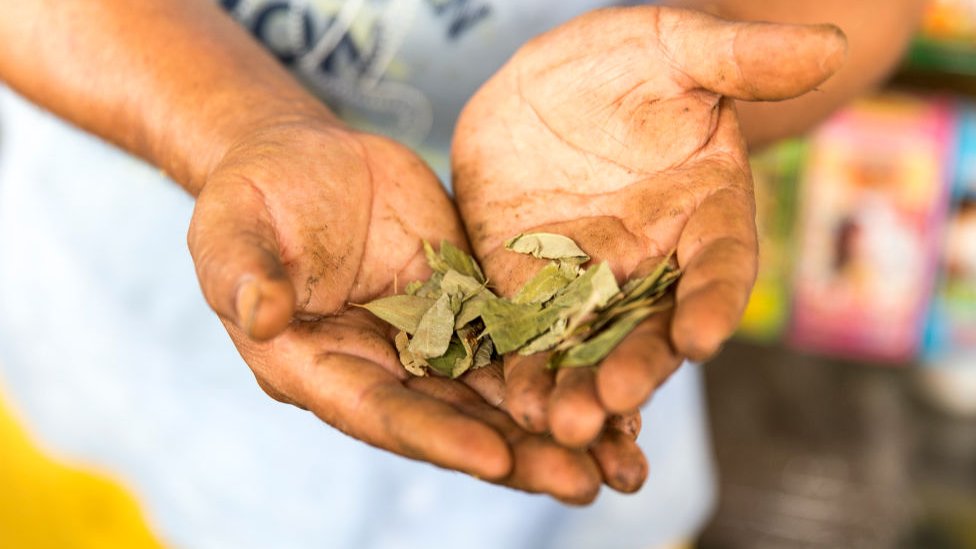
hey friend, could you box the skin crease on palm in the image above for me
[453,7,847,448]
[187,119,648,504]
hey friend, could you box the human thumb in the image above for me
[659,8,847,101]
[188,179,296,341]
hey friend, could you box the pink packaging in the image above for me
[789,94,956,363]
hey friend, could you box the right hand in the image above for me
[453,7,845,448]
[187,114,645,503]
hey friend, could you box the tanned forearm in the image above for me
[0,0,335,195]
[670,0,929,148]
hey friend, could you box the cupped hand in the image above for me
[186,116,643,502]
[453,7,846,447]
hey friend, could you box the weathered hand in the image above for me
[453,7,846,447]
[187,117,642,502]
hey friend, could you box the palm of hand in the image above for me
[454,7,845,444]
[189,122,643,502]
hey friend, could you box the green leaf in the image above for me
[423,240,451,274]
[550,307,654,368]
[518,317,569,355]
[440,269,485,300]
[455,292,495,329]
[412,271,445,299]
[549,262,620,336]
[620,254,677,301]
[440,240,485,282]
[481,298,566,354]
[408,293,456,358]
[571,296,673,343]
[427,337,467,377]
[505,233,590,264]
[370,234,680,374]
[404,280,424,296]
[512,262,577,304]
[558,261,583,278]
[360,295,436,335]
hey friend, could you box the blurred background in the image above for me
[699,1,976,546]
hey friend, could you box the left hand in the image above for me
[453,6,846,447]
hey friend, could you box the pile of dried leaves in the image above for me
[361,233,679,378]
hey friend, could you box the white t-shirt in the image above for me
[0,1,715,547]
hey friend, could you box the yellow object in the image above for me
[0,382,163,549]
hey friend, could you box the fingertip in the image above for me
[507,437,601,504]
[816,23,849,76]
[549,371,607,449]
[595,364,656,415]
[549,448,603,506]
[464,427,514,481]
[506,391,549,434]
[607,413,642,440]
[550,407,605,449]
[460,362,506,409]
[557,484,601,506]
[672,282,740,361]
[725,20,849,101]
[236,277,296,341]
[594,323,677,414]
[591,431,648,494]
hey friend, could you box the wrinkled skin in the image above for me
[454,7,846,447]
[187,118,645,503]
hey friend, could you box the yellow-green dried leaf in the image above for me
[551,307,653,368]
[440,269,485,300]
[518,317,569,355]
[408,293,456,358]
[404,280,424,295]
[513,262,577,305]
[360,295,436,335]
[558,261,583,278]
[440,240,485,282]
[549,262,620,336]
[455,292,494,329]
[412,271,444,299]
[427,338,466,377]
[481,298,566,354]
[505,233,590,264]
[620,254,677,300]
[572,296,673,342]
[423,240,451,274]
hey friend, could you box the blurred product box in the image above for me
[788,94,955,363]
[924,105,976,360]
[738,141,804,341]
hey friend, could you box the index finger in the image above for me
[302,351,515,481]
[671,177,758,362]
[595,304,681,414]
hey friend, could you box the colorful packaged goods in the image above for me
[738,140,805,341]
[924,105,976,360]
[789,94,955,363]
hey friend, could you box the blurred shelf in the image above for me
[906,37,976,77]
[894,39,976,96]
[697,341,976,549]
